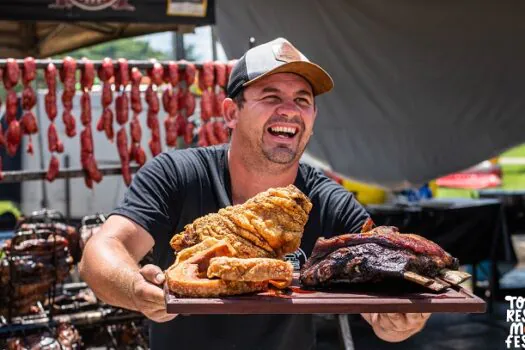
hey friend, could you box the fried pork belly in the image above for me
[207,257,293,284]
[166,240,290,297]
[170,185,312,258]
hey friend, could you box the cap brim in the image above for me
[242,61,334,96]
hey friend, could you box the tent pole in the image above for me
[211,26,218,61]
[34,80,48,209]
[173,32,186,60]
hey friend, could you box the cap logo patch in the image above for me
[273,41,302,62]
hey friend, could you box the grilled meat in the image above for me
[300,226,461,290]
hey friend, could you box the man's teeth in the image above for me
[270,126,297,135]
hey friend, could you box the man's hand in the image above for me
[131,264,177,323]
[361,313,430,342]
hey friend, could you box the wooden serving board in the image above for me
[164,279,486,315]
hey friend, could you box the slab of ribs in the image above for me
[300,220,470,292]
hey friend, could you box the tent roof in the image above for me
[0,21,196,58]
[0,0,215,58]
[216,0,525,190]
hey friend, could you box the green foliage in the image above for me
[60,37,170,61]
[57,36,199,61]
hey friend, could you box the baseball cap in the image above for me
[227,37,334,98]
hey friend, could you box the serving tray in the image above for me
[164,278,486,315]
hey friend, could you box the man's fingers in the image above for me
[146,310,177,323]
[406,313,431,326]
[140,285,166,305]
[361,313,373,325]
[147,310,177,323]
[386,313,403,321]
[381,313,407,332]
[134,279,167,307]
[139,264,165,285]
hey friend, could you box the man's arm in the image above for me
[79,214,176,322]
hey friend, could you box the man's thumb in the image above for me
[139,264,165,285]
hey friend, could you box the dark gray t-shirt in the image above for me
[110,144,369,350]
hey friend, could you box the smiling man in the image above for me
[79,37,430,350]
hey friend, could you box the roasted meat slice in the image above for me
[170,185,312,258]
[207,257,293,284]
[166,240,269,298]
[300,228,462,290]
[174,237,223,264]
[166,238,294,297]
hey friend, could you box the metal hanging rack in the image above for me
[0,59,204,70]
[0,165,140,184]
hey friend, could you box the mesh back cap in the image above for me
[227,37,334,98]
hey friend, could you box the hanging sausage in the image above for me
[60,57,77,138]
[129,67,147,167]
[146,61,163,157]
[4,59,21,156]
[80,58,102,188]
[96,57,114,141]
[162,61,180,147]
[115,58,132,186]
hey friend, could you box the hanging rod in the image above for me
[0,165,139,183]
[0,59,213,70]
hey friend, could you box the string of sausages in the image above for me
[45,62,61,182]
[0,57,237,187]
[80,58,102,188]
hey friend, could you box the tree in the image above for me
[60,36,200,61]
[62,37,170,61]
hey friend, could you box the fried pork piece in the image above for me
[170,185,312,258]
[166,240,269,297]
[207,257,293,285]
[175,237,222,264]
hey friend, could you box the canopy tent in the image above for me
[0,0,215,57]
[215,0,525,190]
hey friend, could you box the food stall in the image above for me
[0,1,514,349]
[0,1,223,347]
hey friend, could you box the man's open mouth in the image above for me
[267,126,298,139]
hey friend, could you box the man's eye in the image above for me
[264,95,280,101]
[296,97,311,105]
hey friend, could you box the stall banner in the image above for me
[167,0,209,17]
[49,0,135,11]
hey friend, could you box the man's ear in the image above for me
[222,98,239,129]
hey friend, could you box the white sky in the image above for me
[140,26,228,62]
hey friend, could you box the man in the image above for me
[79,37,430,349]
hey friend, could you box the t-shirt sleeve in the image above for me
[109,153,180,239]
[306,167,370,235]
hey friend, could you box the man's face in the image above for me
[230,73,317,166]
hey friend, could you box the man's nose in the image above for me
[275,100,300,118]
